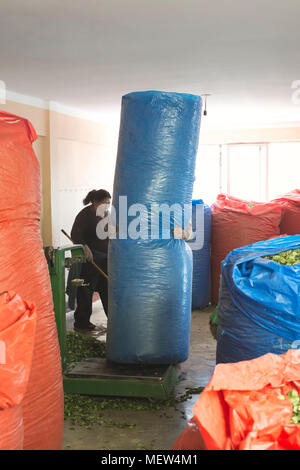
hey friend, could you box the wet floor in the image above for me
[64,302,216,450]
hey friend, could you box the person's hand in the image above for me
[183,220,193,241]
[84,245,93,262]
[173,222,193,241]
[173,225,184,239]
[108,222,117,239]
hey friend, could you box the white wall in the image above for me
[49,110,119,247]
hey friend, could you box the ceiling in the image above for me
[0,0,300,129]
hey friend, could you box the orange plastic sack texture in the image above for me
[0,291,36,450]
[172,417,206,450]
[0,407,23,451]
[192,350,300,450]
[0,111,64,450]
[271,189,300,235]
[211,194,282,304]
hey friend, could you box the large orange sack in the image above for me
[0,291,36,450]
[210,194,282,304]
[0,111,64,449]
[172,417,206,450]
[173,350,300,450]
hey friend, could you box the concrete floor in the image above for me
[63,301,216,450]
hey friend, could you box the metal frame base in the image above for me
[64,359,178,399]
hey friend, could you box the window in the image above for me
[268,142,300,199]
[227,144,267,202]
[193,145,221,205]
[193,141,300,204]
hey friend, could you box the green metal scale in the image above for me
[45,245,178,400]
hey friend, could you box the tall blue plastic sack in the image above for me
[216,235,300,364]
[107,91,202,364]
[112,91,201,234]
[189,200,211,310]
[108,239,193,363]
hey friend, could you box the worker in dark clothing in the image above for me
[71,189,111,331]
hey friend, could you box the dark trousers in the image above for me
[74,250,108,328]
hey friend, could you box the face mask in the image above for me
[96,203,110,218]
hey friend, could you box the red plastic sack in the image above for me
[172,417,206,450]
[211,194,282,304]
[271,189,300,235]
[0,407,23,450]
[173,350,300,450]
[0,291,36,450]
[0,111,64,450]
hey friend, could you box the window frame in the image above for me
[195,140,300,203]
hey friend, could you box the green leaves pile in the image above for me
[279,389,300,425]
[64,394,138,428]
[264,249,300,266]
[65,330,106,366]
[288,390,300,425]
[64,330,204,428]
[64,387,204,428]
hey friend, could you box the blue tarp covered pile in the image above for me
[107,91,202,364]
[217,235,300,363]
[189,200,211,310]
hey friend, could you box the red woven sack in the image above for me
[271,189,300,235]
[0,291,36,450]
[0,111,64,450]
[211,194,282,303]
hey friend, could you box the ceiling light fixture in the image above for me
[201,93,211,116]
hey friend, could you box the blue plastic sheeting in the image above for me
[112,91,202,235]
[107,238,193,364]
[189,200,211,309]
[108,91,202,364]
[217,235,300,364]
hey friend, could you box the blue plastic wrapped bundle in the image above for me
[107,239,193,363]
[112,91,201,235]
[107,91,202,364]
[189,200,211,310]
[216,235,300,364]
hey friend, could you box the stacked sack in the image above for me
[0,112,63,449]
[189,200,211,310]
[216,235,300,364]
[0,292,36,450]
[210,194,282,304]
[271,189,300,235]
[107,91,202,364]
